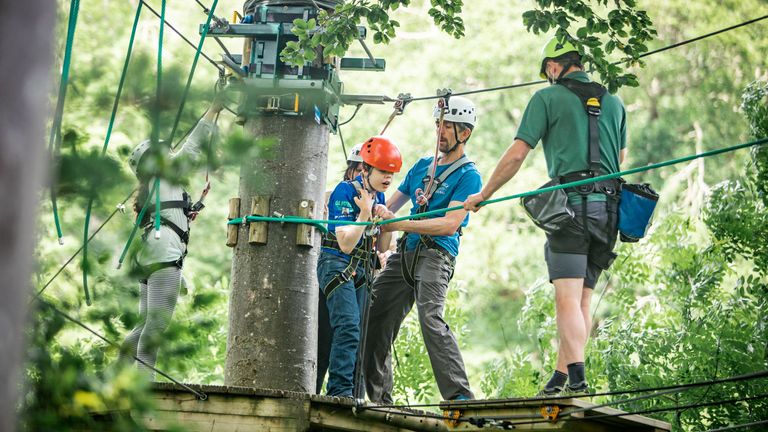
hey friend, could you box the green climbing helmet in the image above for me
[539,36,580,79]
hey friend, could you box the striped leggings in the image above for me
[120,266,180,379]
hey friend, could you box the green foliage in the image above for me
[704,180,768,274]
[741,80,768,140]
[281,0,464,65]
[704,80,768,275]
[740,80,768,204]
[31,0,768,429]
[22,301,152,431]
[522,0,656,92]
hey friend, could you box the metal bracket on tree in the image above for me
[200,0,386,134]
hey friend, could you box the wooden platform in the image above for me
[133,383,671,431]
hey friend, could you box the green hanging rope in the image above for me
[168,0,219,148]
[152,0,166,238]
[226,136,768,227]
[117,182,158,269]
[154,177,162,235]
[81,1,143,306]
[48,0,80,245]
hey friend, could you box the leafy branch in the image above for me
[523,0,657,92]
[281,0,465,65]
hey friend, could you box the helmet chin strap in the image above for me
[362,167,376,193]
[554,61,574,83]
[445,126,468,155]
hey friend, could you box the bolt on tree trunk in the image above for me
[225,114,328,393]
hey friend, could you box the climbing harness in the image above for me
[133,186,201,282]
[521,77,623,235]
[556,77,658,242]
[320,180,380,298]
[400,154,474,288]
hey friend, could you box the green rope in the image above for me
[153,0,166,236]
[48,0,80,245]
[168,0,219,148]
[117,182,158,269]
[154,177,162,234]
[82,2,143,305]
[227,136,768,227]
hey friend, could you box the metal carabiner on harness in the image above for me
[364,216,382,238]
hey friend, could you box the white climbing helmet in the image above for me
[128,139,151,175]
[433,96,477,129]
[348,143,364,163]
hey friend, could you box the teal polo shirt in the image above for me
[515,71,627,202]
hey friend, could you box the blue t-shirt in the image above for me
[397,156,482,256]
[323,175,386,260]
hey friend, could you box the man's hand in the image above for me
[463,191,486,212]
[373,204,395,220]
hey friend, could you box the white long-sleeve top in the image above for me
[136,120,217,266]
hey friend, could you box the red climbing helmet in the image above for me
[361,135,402,173]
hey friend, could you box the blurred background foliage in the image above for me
[29,0,767,430]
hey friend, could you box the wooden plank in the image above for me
[138,410,305,432]
[295,199,315,247]
[309,403,410,432]
[139,386,670,432]
[248,196,269,244]
[226,198,241,247]
[151,394,304,418]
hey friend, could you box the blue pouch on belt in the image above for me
[618,183,659,242]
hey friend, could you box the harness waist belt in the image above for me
[142,216,190,244]
[559,171,621,196]
[137,257,184,284]
[321,236,373,260]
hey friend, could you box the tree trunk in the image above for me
[0,0,54,429]
[225,115,328,392]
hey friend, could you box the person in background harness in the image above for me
[316,143,365,394]
[119,98,223,379]
[464,36,628,396]
[363,96,482,403]
[318,136,402,398]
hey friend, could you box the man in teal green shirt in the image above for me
[464,36,627,396]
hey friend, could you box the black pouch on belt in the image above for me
[521,178,576,234]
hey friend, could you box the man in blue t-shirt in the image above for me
[362,96,482,403]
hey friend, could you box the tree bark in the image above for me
[225,115,328,392]
[0,0,54,429]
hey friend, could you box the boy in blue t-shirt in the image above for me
[318,136,402,398]
[362,96,482,403]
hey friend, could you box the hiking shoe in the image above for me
[535,386,564,398]
[562,382,590,397]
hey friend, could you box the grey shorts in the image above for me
[544,199,619,288]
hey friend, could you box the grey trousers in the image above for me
[363,248,474,403]
[120,267,181,380]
